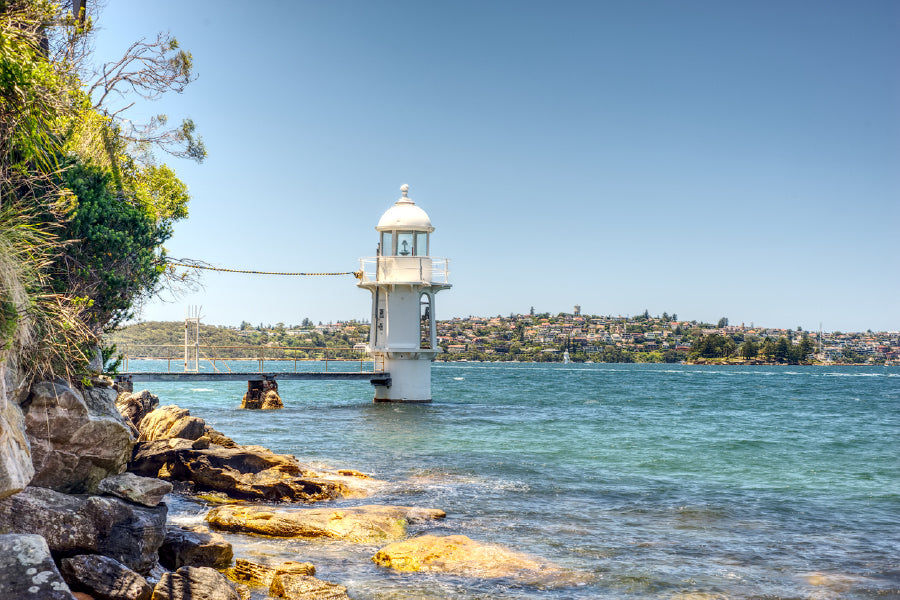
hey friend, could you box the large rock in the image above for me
[0,533,75,599]
[139,406,206,442]
[206,504,446,543]
[372,534,555,579]
[0,360,34,498]
[0,486,166,574]
[225,559,315,588]
[98,472,173,507]
[129,439,350,502]
[269,573,350,600]
[25,380,134,494]
[159,525,233,570]
[115,392,239,448]
[60,554,152,600]
[152,566,240,600]
[116,390,160,437]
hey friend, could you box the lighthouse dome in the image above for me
[376,184,434,233]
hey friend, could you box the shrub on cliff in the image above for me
[0,0,201,380]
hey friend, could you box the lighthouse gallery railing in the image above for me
[358,257,450,285]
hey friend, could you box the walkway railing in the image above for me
[119,344,380,374]
[358,257,450,285]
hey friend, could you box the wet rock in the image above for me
[139,406,206,442]
[240,390,283,410]
[129,439,348,502]
[60,554,152,600]
[116,390,160,437]
[206,504,446,543]
[98,472,173,507]
[0,533,75,599]
[240,380,282,410]
[225,559,316,588]
[159,525,233,570]
[25,380,134,494]
[372,534,554,578]
[0,363,34,498]
[269,573,350,600]
[0,486,166,574]
[151,566,240,600]
[203,426,238,448]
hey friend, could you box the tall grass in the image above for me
[0,202,93,380]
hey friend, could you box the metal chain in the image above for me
[167,261,361,278]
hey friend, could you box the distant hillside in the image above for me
[105,321,369,350]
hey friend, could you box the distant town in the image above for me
[111,307,899,365]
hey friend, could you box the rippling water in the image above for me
[136,362,900,599]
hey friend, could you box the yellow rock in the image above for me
[207,504,446,543]
[226,558,315,588]
[372,534,555,579]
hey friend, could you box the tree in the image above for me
[740,340,758,360]
[690,334,736,359]
[717,317,729,328]
[774,337,790,363]
[797,335,814,362]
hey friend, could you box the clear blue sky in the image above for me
[91,0,899,332]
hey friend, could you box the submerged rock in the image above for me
[0,533,75,599]
[0,486,166,574]
[372,534,556,579]
[206,504,446,543]
[159,525,233,570]
[98,472,173,507]
[269,573,350,600]
[60,554,152,600]
[25,381,134,494]
[152,566,241,600]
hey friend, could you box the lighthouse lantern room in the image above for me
[357,185,451,402]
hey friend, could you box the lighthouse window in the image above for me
[396,232,414,256]
[380,232,393,256]
[415,233,428,256]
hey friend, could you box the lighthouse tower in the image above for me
[357,185,451,402]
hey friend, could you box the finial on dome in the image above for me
[397,183,414,204]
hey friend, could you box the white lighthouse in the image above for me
[357,185,451,402]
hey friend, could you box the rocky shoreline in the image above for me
[0,368,565,600]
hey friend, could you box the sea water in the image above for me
[134,362,900,599]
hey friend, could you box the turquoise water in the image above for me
[137,362,900,599]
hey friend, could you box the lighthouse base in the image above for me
[373,397,431,403]
[372,353,433,403]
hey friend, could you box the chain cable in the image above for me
[167,261,362,278]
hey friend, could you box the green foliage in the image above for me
[690,334,736,359]
[0,0,197,385]
[100,341,122,374]
[0,295,17,351]
[52,160,168,331]
[740,339,758,360]
[0,0,67,174]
